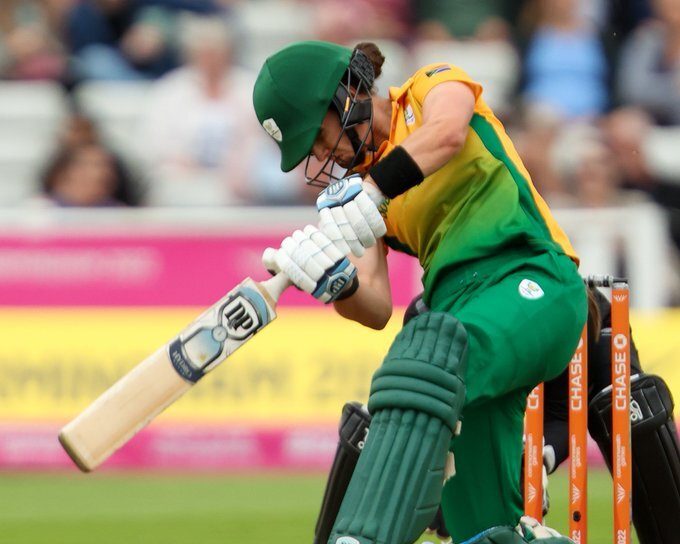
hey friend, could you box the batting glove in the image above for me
[316,174,387,257]
[262,225,358,304]
[515,517,564,540]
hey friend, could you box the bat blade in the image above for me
[59,274,289,472]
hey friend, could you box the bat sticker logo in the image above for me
[222,296,260,340]
[170,289,268,383]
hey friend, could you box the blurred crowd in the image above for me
[0,0,677,248]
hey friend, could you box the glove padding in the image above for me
[462,522,572,543]
[262,225,357,303]
[316,174,387,257]
[516,517,564,540]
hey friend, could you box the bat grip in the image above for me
[260,272,292,303]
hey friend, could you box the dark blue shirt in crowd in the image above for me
[66,0,224,79]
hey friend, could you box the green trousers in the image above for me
[425,249,587,542]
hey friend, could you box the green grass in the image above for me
[542,468,639,544]
[0,469,637,543]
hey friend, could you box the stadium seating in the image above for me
[644,126,680,183]
[359,39,411,91]
[0,82,68,204]
[411,39,520,114]
[233,0,314,72]
[74,81,152,162]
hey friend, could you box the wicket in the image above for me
[523,276,632,544]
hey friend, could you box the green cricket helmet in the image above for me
[253,40,375,182]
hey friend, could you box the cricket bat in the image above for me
[59,273,291,472]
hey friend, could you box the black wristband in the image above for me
[334,275,360,302]
[368,145,425,199]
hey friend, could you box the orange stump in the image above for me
[569,326,588,543]
[611,283,632,544]
[523,276,632,543]
[524,383,544,522]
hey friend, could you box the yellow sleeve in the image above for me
[410,63,483,106]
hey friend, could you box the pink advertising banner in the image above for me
[0,234,420,307]
[0,424,338,471]
[0,424,617,472]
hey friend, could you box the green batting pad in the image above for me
[329,313,468,544]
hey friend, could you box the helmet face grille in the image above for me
[304,69,375,188]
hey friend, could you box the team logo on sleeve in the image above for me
[404,104,415,126]
[518,279,544,300]
[426,65,451,77]
[262,118,283,142]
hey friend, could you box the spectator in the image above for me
[601,107,655,191]
[602,107,680,249]
[606,0,653,40]
[65,0,222,81]
[551,123,621,207]
[617,0,680,124]
[577,0,609,29]
[511,105,566,202]
[138,15,305,205]
[519,0,611,120]
[58,111,102,149]
[0,0,71,80]
[37,143,135,206]
[313,0,411,44]
[413,0,519,41]
[57,110,144,202]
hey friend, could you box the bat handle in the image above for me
[260,272,292,303]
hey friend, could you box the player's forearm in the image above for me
[333,278,392,329]
[333,243,392,330]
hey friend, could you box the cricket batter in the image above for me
[253,41,587,543]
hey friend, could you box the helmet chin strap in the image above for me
[344,108,378,172]
[331,83,374,171]
[345,124,371,167]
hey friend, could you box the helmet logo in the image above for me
[263,118,282,142]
